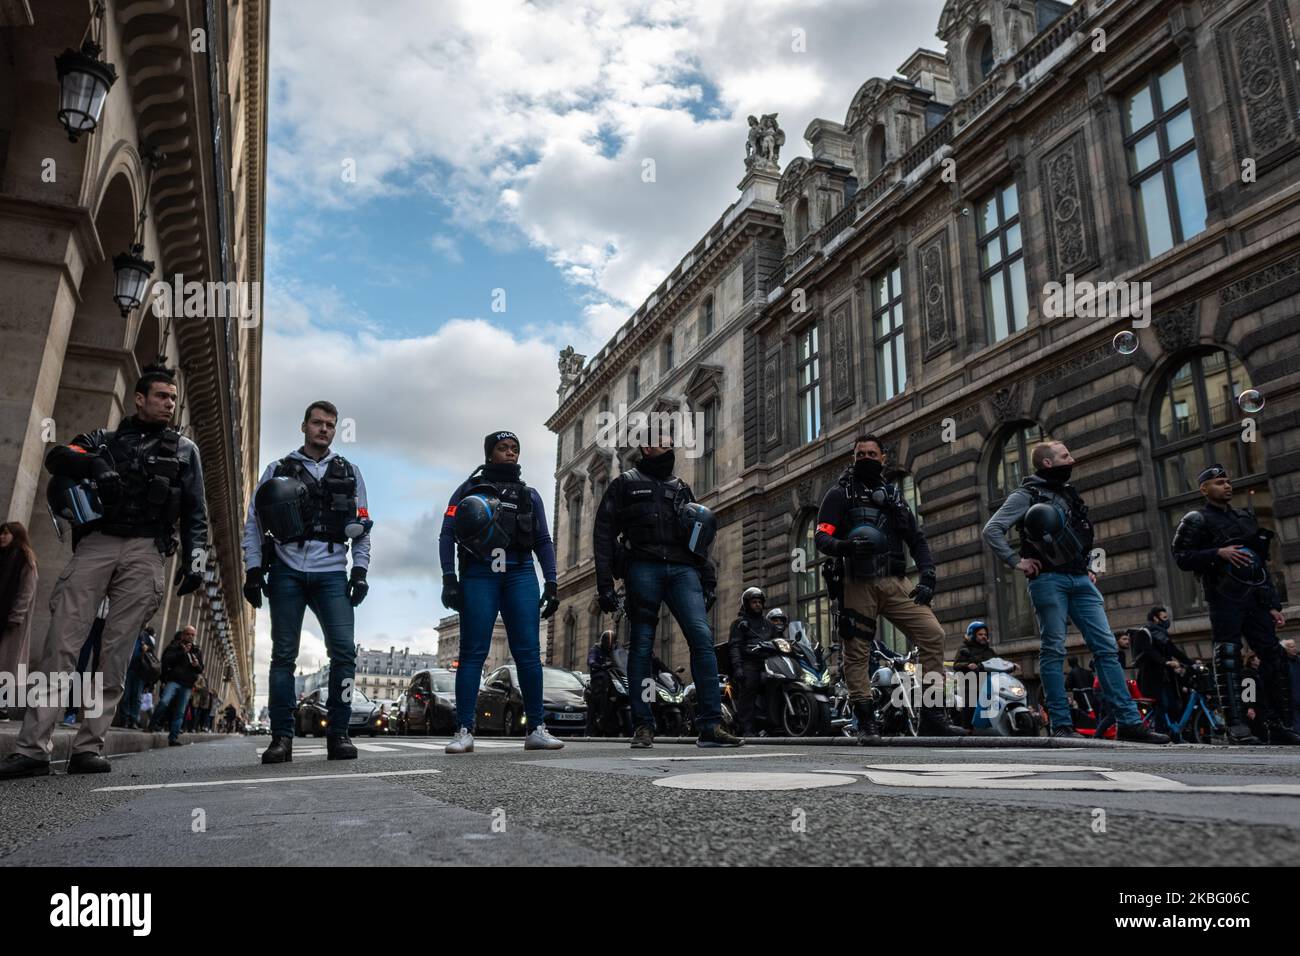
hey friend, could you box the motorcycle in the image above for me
[744,635,833,737]
[870,640,920,737]
[586,645,689,736]
[954,657,1040,736]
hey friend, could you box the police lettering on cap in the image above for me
[678,501,717,558]
[255,476,310,541]
[1198,464,1228,485]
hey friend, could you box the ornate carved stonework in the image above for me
[1027,88,1088,148]
[1217,251,1300,325]
[909,402,981,445]
[1035,343,1111,388]
[558,345,585,395]
[796,478,817,510]
[1153,303,1199,354]
[1216,1,1300,166]
[918,231,953,357]
[830,303,854,410]
[1040,130,1099,280]
[908,195,951,238]
[763,352,782,446]
[989,384,1024,423]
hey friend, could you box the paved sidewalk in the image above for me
[0,719,230,761]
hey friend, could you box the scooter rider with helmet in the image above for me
[593,433,742,749]
[815,435,967,743]
[953,621,1000,728]
[983,439,1169,743]
[1172,464,1300,744]
[765,607,788,636]
[244,401,373,765]
[729,587,772,737]
[439,430,563,754]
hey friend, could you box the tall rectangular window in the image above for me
[872,264,907,400]
[628,367,640,402]
[701,295,715,338]
[573,418,583,455]
[699,399,717,493]
[567,497,582,568]
[1124,60,1207,260]
[797,324,821,443]
[977,182,1028,343]
[662,335,674,371]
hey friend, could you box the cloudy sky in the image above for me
[253,0,949,706]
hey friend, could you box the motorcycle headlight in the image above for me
[1001,686,1026,699]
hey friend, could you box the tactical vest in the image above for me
[99,425,184,539]
[1188,505,1273,601]
[1018,483,1094,573]
[458,471,536,560]
[274,455,358,544]
[840,476,907,578]
[617,467,690,553]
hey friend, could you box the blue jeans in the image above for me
[1029,573,1140,729]
[267,565,356,738]
[120,668,143,727]
[626,560,721,732]
[156,681,192,742]
[456,561,544,731]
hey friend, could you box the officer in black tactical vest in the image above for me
[815,435,965,742]
[242,400,373,764]
[1172,464,1300,745]
[1,365,208,780]
[593,433,741,749]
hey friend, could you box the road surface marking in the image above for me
[823,764,1300,795]
[630,752,802,761]
[654,772,857,791]
[93,769,442,792]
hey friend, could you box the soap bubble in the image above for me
[1112,330,1139,355]
[1238,389,1264,414]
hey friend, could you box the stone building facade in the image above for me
[354,645,441,702]
[0,1,268,711]
[434,614,512,674]
[548,0,1300,692]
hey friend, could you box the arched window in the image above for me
[979,32,995,79]
[794,196,810,242]
[1150,349,1281,613]
[988,422,1046,641]
[867,123,887,178]
[967,26,995,87]
[795,512,832,653]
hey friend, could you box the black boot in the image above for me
[853,701,882,745]
[327,735,357,760]
[261,736,293,764]
[0,753,50,779]
[67,752,112,774]
[918,705,969,737]
[1263,721,1300,745]
[1215,642,1258,742]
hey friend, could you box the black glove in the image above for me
[598,588,620,614]
[174,567,201,597]
[703,587,716,612]
[441,574,462,611]
[909,573,936,607]
[242,567,265,609]
[348,566,368,607]
[540,580,559,619]
[88,456,121,501]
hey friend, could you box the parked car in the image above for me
[293,686,385,737]
[475,665,588,737]
[398,668,458,735]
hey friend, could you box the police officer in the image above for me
[1,365,207,779]
[243,401,372,764]
[729,586,771,737]
[439,430,563,754]
[815,435,965,742]
[983,439,1169,743]
[1171,465,1300,745]
[593,433,741,749]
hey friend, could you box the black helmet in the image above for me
[847,523,889,553]
[678,501,717,558]
[740,586,765,613]
[1022,502,1065,543]
[454,485,512,560]
[46,475,103,526]
[255,476,310,541]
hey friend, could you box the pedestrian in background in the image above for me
[1284,639,1300,733]
[138,688,154,729]
[0,522,38,722]
[118,626,158,729]
[152,626,203,745]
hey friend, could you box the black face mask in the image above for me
[640,449,675,479]
[853,458,883,485]
[482,462,522,483]
[1037,465,1072,484]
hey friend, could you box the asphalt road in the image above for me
[1,735,1297,866]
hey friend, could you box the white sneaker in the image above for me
[445,727,474,754]
[524,725,564,751]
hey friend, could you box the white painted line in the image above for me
[353,743,401,752]
[630,752,802,761]
[654,771,858,791]
[92,769,442,792]
[822,765,1300,795]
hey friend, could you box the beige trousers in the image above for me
[841,574,946,703]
